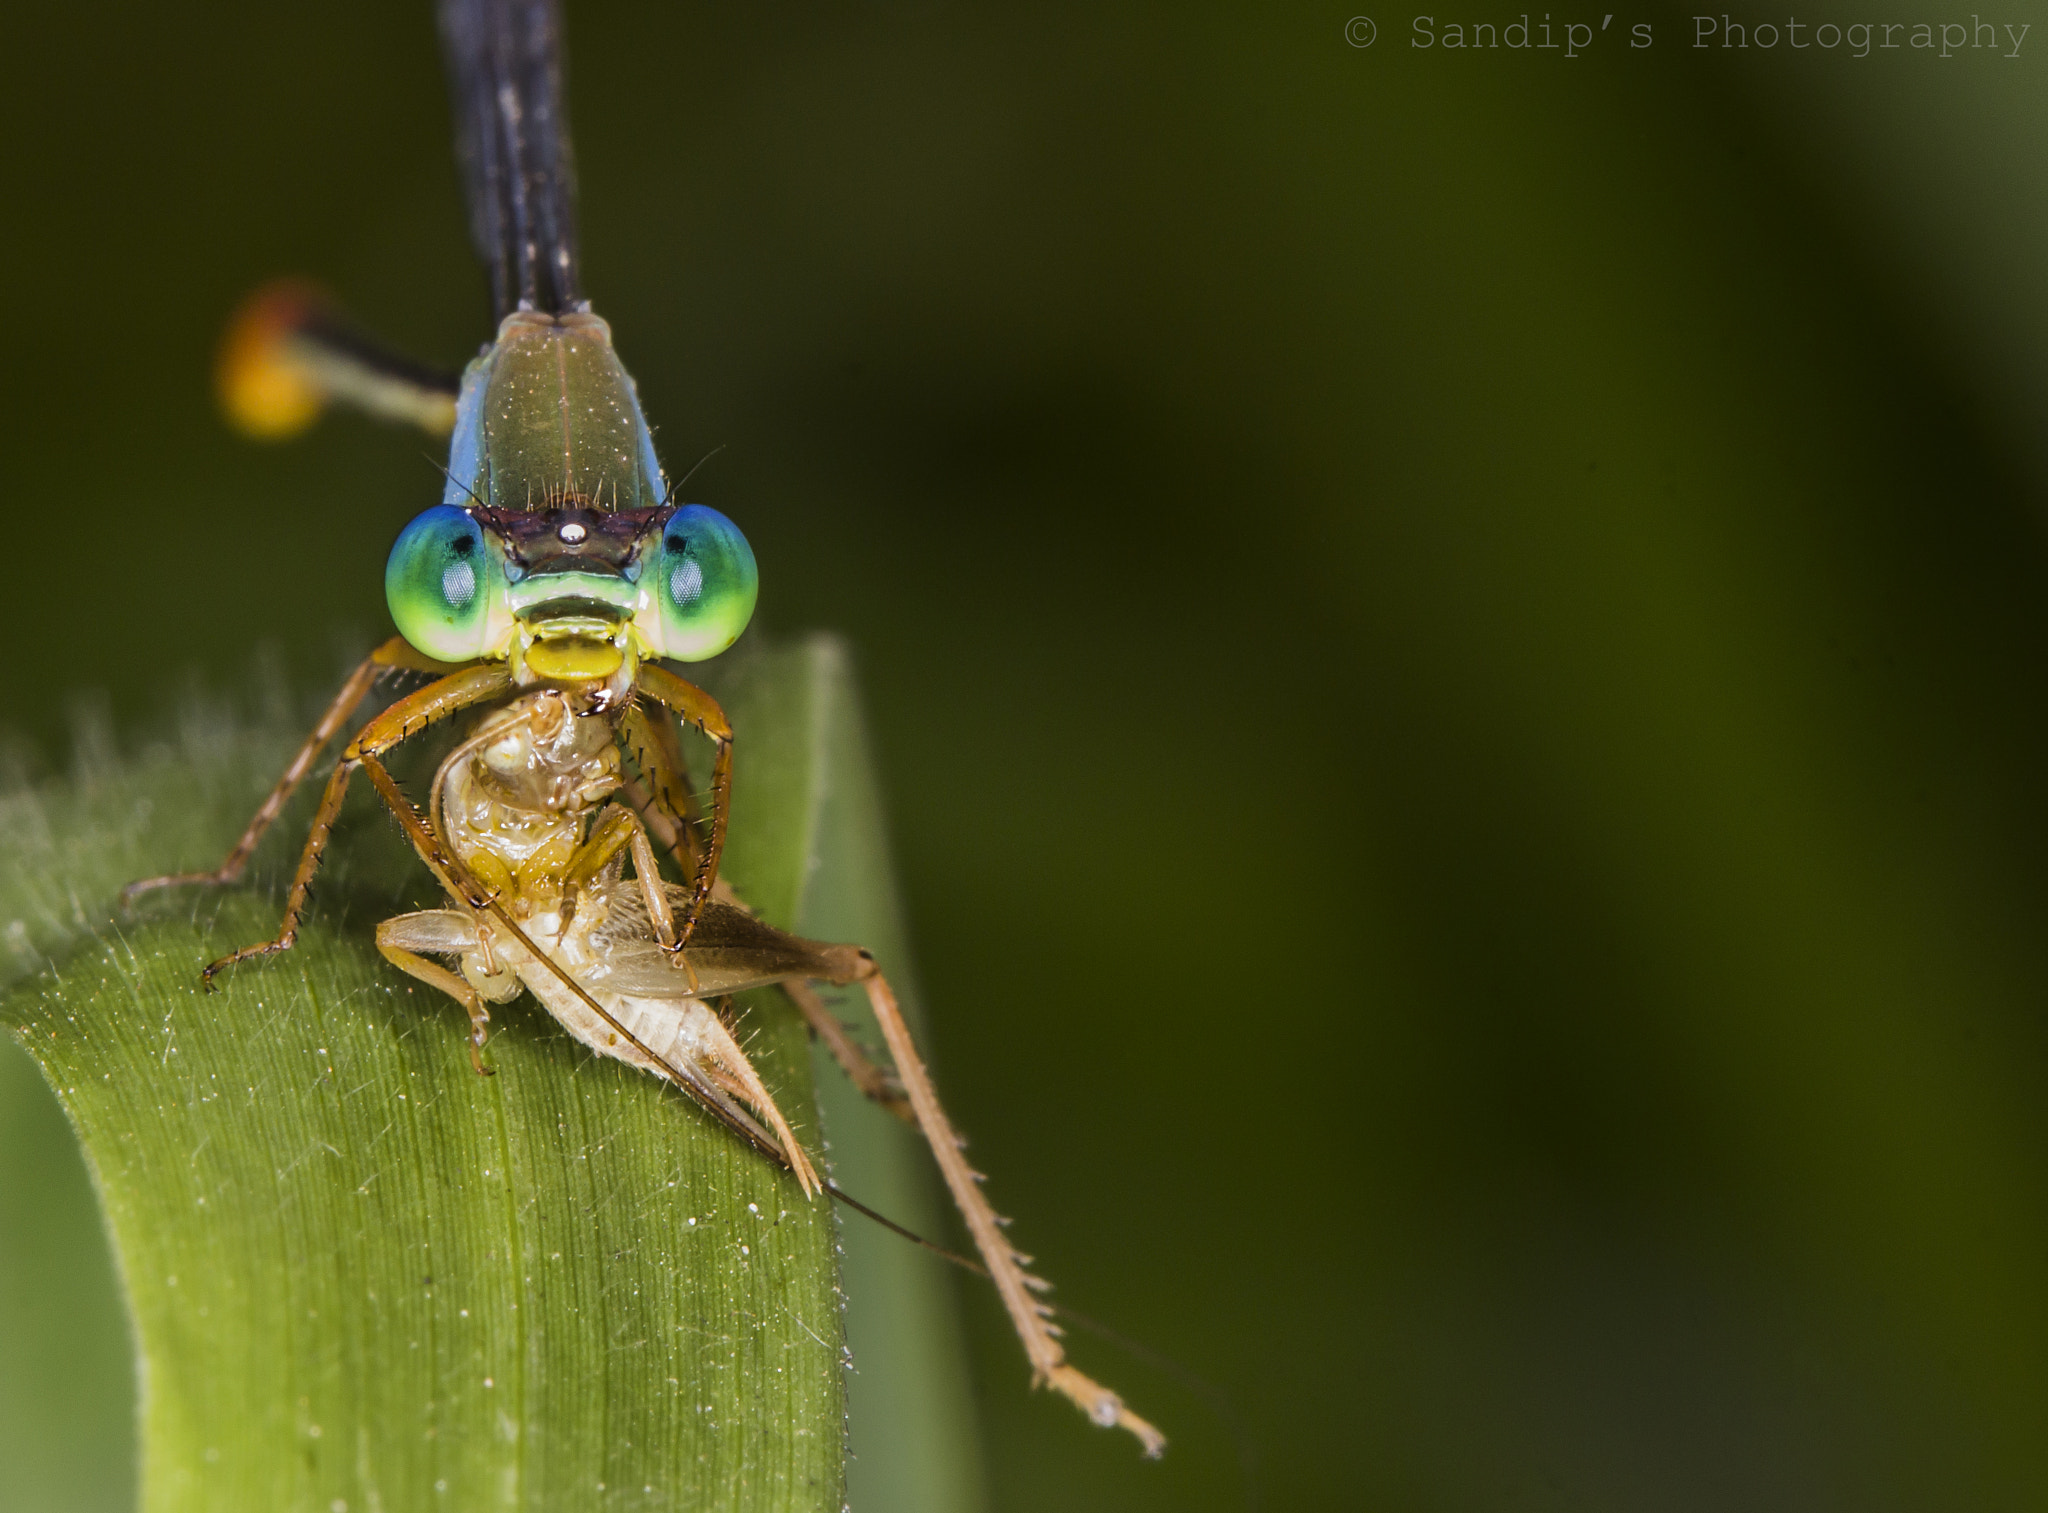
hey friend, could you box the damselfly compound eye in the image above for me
[385,504,506,661]
[637,504,757,662]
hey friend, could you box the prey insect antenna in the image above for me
[824,1179,966,1262]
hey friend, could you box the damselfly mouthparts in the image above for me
[124,0,1163,1457]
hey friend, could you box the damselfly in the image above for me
[123,0,1163,1456]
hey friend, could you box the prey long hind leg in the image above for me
[782,980,911,1120]
[197,663,513,987]
[859,970,1166,1456]
[122,637,459,909]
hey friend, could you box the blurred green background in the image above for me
[6,0,2048,1507]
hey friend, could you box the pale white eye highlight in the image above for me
[442,560,478,608]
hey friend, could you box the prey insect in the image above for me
[124,0,1163,1456]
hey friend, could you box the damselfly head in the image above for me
[384,501,758,676]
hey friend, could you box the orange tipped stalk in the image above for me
[216,279,458,439]
[216,280,329,438]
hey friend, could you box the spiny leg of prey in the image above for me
[374,928,496,1076]
[632,664,733,949]
[859,970,1167,1456]
[122,637,458,910]
[782,979,911,1121]
[195,664,514,989]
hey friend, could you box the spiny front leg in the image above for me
[198,750,360,990]
[618,702,704,879]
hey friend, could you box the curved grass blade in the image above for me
[0,635,984,1512]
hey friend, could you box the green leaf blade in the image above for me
[16,883,840,1510]
[0,636,986,1512]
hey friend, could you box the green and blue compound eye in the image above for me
[385,504,507,662]
[636,504,758,661]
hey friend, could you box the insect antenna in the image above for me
[424,451,490,511]
[658,444,727,508]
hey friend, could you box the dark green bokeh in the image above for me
[5,2,2048,1508]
